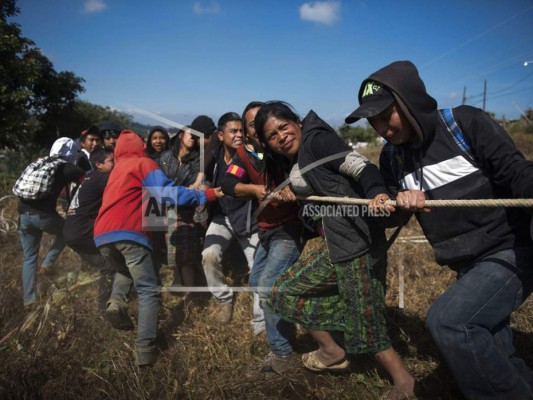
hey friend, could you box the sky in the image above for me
[12,0,533,128]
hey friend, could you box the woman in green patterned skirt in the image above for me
[254,101,416,399]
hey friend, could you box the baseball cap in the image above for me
[190,115,217,137]
[98,121,122,139]
[80,125,99,138]
[345,81,395,124]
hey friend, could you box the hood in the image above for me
[50,137,78,163]
[359,60,437,147]
[114,130,147,161]
[147,125,170,155]
[301,110,337,144]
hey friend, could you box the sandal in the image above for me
[301,350,350,372]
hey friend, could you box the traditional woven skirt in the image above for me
[268,237,391,354]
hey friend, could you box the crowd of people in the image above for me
[14,60,533,400]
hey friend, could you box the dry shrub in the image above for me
[512,132,533,160]
[359,142,383,165]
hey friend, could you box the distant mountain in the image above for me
[129,121,152,138]
[130,111,217,131]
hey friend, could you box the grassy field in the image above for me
[1,132,533,399]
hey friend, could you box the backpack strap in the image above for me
[438,108,475,162]
[236,145,252,178]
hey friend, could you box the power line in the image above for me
[421,5,533,69]
[471,84,533,106]
[463,70,533,105]
[485,85,533,101]
[487,70,533,96]
[434,50,533,96]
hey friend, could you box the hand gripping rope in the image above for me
[296,195,533,308]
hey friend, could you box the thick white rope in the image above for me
[298,196,533,207]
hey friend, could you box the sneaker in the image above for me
[259,351,300,374]
[106,300,134,331]
[211,302,232,324]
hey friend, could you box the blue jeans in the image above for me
[18,211,65,305]
[249,237,303,356]
[100,242,160,361]
[426,247,533,400]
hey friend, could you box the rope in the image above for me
[297,196,533,208]
[295,194,533,310]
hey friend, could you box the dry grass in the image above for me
[1,133,533,399]
[2,209,533,400]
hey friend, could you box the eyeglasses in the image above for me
[101,130,120,139]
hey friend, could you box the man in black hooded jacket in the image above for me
[345,60,533,400]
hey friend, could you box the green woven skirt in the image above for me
[267,237,391,354]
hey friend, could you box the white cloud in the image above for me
[193,1,221,15]
[447,92,460,100]
[83,0,107,14]
[300,1,340,25]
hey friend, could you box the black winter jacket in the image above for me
[159,149,200,187]
[367,60,533,270]
[296,110,388,264]
[211,143,257,236]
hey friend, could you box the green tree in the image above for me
[0,0,85,155]
[47,100,133,141]
[338,123,378,144]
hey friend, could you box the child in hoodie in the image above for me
[94,130,220,367]
[346,60,533,400]
[64,148,116,316]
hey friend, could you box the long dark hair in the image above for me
[145,126,170,157]
[241,101,264,135]
[171,126,200,155]
[254,101,300,188]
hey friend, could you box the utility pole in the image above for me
[462,86,467,105]
[482,79,487,111]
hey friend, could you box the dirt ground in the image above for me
[1,135,533,399]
